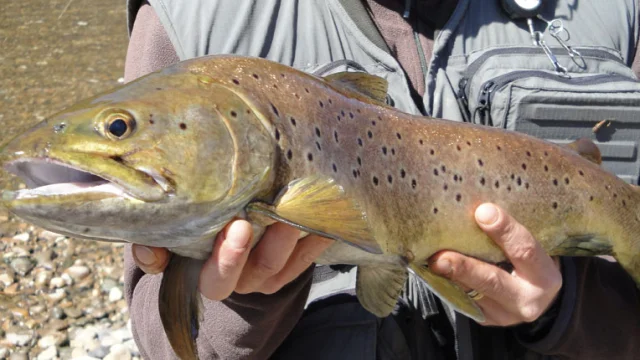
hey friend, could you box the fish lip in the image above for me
[2,156,167,202]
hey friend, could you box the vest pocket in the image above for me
[456,46,640,184]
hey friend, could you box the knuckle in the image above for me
[253,259,281,277]
[520,305,543,323]
[509,243,538,263]
[478,271,502,294]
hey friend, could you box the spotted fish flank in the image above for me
[1,55,640,360]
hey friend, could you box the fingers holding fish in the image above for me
[132,244,171,274]
[235,222,300,294]
[199,219,253,300]
[260,234,334,294]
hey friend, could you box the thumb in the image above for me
[132,244,171,274]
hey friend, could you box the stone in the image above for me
[100,278,117,293]
[38,332,68,348]
[48,288,66,302]
[34,249,55,269]
[0,347,8,359]
[9,352,28,360]
[0,273,14,287]
[123,339,139,357]
[63,307,83,319]
[87,345,109,359]
[10,257,35,276]
[104,344,131,360]
[12,233,30,242]
[65,265,90,281]
[34,270,52,288]
[50,307,66,320]
[29,304,46,316]
[36,346,57,360]
[71,347,88,358]
[108,287,123,302]
[5,328,34,346]
[49,277,65,289]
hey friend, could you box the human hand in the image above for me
[429,203,562,326]
[131,220,334,299]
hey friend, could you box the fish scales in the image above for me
[2,55,639,360]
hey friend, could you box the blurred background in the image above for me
[0,1,139,359]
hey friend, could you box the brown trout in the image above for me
[1,55,639,360]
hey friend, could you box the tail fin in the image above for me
[159,255,205,360]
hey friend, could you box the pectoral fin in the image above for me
[247,175,381,254]
[324,72,389,106]
[356,265,407,317]
[409,264,485,323]
[159,255,205,360]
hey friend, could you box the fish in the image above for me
[1,55,639,360]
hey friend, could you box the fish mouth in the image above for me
[2,157,167,203]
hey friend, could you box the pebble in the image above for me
[12,232,30,242]
[65,265,90,281]
[100,278,118,293]
[71,347,88,358]
[0,347,8,359]
[38,332,68,348]
[6,328,34,346]
[50,306,66,320]
[9,352,28,360]
[34,249,55,269]
[48,288,67,302]
[108,287,123,302]
[49,276,66,289]
[63,307,83,319]
[105,344,131,360]
[10,257,35,276]
[87,344,109,359]
[0,273,14,287]
[36,346,57,360]
[34,270,52,288]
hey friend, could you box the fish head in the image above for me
[0,67,275,255]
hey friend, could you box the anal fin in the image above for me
[356,265,407,317]
[247,175,381,254]
[408,264,485,323]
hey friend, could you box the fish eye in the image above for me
[102,111,135,140]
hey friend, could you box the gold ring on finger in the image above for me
[466,289,484,301]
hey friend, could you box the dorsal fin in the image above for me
[565,138,602,165]
[324,72,389,106]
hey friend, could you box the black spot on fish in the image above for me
[526,151,531,157]
[84,228,90,233]
[332,164,337,172]
[371,120,377,126]
[179,123,187,130]
[517,177,522,186]
[553,179,558,186]
[286,149,293,160]
[552,202,558,209]
[411,179,417,189]
[149,118,154,125]
[353,169,358,178]
[230,111,237,118]
[280,73,285,78]
[400,169,406,178]
[397,133,402,140]
[358,138,363,146]
[290,117,296,126]
[590,195,594,201]
[614,193,618,198]
[315,127,321,137]
[387,175,393,184]
[273,84,278,89]
[367,130,373,139]
[337,115,341,121]
[495,180,500,189]
[275,129,280,141]
[441,165,446,173]
[544,165,549,172]
[497,145,502,151]
[622,200,627,207]
[511,174,515,180]
[319,101,324,108]
[525,182,530,189]
[328,98,333,105]
[349,112,355,119]
[305,88,310,93]
[456,194,462,202]
[316,142,322,151]
[579,170,584,176]
[480,177,486,186]
[295,93,300,99]
[420,139,424,145]
[373,176,379,186]
[334,131,339,143]
[453,174,458,181]
[565,178,570,185]
[382,146,388,155]
[156,87,162,91]
[391,148,396,156]
[544,151,549,156]
[341,110,346,117]
[456,145,462,151]
[307,153,313,161]
[270,103,280,117]
[434,168,439,176]
[478,159,484,166]
[357,157,362,166]
[252,74,260,80]
[443,184,448,191]
[433,208,438,214]
[522,163,527,170]
[430,149,435,155]
[466,141,471,146]
[507,185,512,192]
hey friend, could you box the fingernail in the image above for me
[432,258,452,276]
[476,204,499,225]
[228,222,251,250]
[134,246,157,266]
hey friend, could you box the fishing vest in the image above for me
[127,0,639,358]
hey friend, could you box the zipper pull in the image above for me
[457,78,472,122]
[477,81,496,125]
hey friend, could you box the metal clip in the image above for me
[537,15,586,68]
